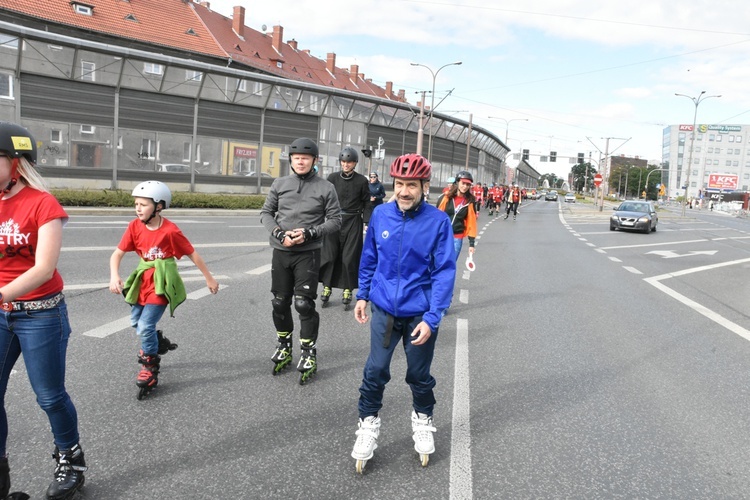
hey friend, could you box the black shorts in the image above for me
[271,248,321,299]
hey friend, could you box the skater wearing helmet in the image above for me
[368,172,386,210]
[260,138,341,384]
[0,122,87,499]
[319,147,372,310]
[436,170,478,261]
[109,181,219,399]
[351,153,455,472]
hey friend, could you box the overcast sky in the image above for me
[208,0,750,178]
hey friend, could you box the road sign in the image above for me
[593,173,603,187]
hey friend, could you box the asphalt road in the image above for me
[5,199,750,499]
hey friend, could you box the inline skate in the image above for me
[0,457,29,500]
[411,411,436,467]
[352,416,381,474]
[136,351,160,400]
[271,332,293,375]
[320,286,332,308]
[45,444,87,500]
[157,330,177,355]
[342,289,353,311]
[297,339,317,385]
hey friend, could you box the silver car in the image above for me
[610,201,658,233]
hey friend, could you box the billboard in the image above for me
[707,174,738,191]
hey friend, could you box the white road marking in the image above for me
[600,239,706,251]
[623,266,642,274]
[64,275,230,291]
[246,264,272,275]
[644,257,750,341]
[450,317,473,500]
[646,250,718,259]
[62,242,267,252]
[459,289,469,304]
[608,257,622,263]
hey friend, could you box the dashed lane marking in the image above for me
[450,317,473,500]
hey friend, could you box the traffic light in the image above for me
[522,149,529,161]
[550,151,557,162]
[577,153,585,163]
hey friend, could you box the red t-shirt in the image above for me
[0,187,68,300]
[118,218,194,305]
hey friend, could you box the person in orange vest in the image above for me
[437,171,477,260]
[505,184,522,220]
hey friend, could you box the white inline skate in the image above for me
[411,411,436,467]
[351,415,381,474]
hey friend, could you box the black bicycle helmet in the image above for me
[289,138,318,158]
[0,121,36,163]
[455,170,473,183]
[339,146,359,163]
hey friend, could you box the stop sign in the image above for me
[593,174,603,187]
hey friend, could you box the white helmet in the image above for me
[132,180,172,209]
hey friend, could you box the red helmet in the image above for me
[389,154,431,180]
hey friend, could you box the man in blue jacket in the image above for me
[350,153,456,472]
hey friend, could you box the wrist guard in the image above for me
[272,227,287,244]
[303,227,319,241]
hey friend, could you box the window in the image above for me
[709,134,715,141]
[733,161,739,167]
[735,149,741,154]
[51,130,62,143]
[237,79,247,92]
[726,160,732,167]
[182,142,200,162]
[144,62,163,75]
[707,147,713,153]
[0,34,18,50]
[737,136,743,143]
[678,132,686,143]
[252,81,264,96]
[713,159,719,165]
[716,135,722,142]
[141,139,156,159]
[80,60,95,82]
[80,125,95,134]
[729,135,735,142]
[186,70,202,82]
[697,134,703,141]
[695,146,701,153]
[73,3,93,15]
[0,73,12,99]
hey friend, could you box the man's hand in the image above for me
[354,300,369,324]
[410,321,432,345]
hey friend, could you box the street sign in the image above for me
[593,173,603,187]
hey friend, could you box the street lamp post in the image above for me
[411,61,462,163]
[675,90,721,216]
[487,117,529,146]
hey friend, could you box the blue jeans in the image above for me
[130,303,167,355]
[0,302,79,455]
[358,303,438,418]
[453,237,463,261]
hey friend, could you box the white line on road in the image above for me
[450,317,473,500]
[623,266,642,274]
[246,264,272,275]
[62,242,267,251]
[600,239,707,251]
[608,257,622,263]
[459,289,469,304]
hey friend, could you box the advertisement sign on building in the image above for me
[708,174,738,191]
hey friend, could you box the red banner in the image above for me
[234,147,257,158]
[708,174,738,190]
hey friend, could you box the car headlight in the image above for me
[637,216,649,222]
[610,214,618,220]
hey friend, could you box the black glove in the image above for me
[272,227,287,244]
[303,227,319,241]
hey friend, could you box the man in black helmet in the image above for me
[260,138,341,384]
[319,146,372,310]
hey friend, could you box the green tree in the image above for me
[570,162,597,192]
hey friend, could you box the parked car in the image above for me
[610,201,658,233]
[157,163,191,173]
[545,191,558,201]
[564,192,576,203]
[245,171,273,178]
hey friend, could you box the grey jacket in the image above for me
[260,171,342,251]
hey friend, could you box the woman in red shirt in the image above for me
[0,122,87,499]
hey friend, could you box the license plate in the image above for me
[621,221,634,226]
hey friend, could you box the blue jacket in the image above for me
[357,200,456,332]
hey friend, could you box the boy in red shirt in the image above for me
[109,181,218,399]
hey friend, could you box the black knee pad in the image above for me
[294,295,315,316]
[271,294,292,314]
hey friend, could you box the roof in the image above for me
[0,0,403,101]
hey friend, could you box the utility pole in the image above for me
[415,91,426,156]
[464,113,472,170]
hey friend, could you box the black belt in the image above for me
[340,211,362,216]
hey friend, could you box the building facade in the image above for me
[662,124,749,200]
[0,1,508,194]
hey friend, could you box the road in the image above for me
[5,199,750,499]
